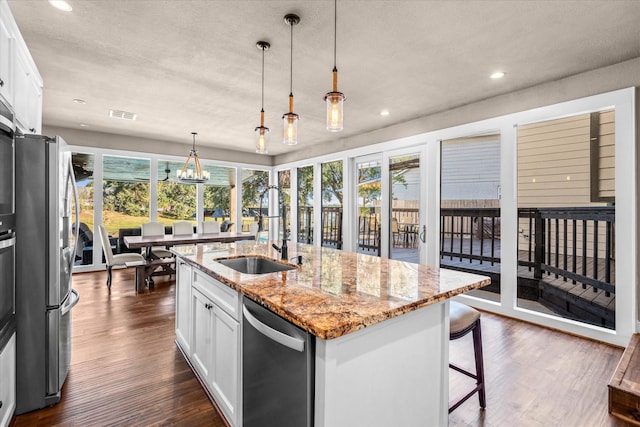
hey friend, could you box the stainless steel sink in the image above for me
[216,257,296,274]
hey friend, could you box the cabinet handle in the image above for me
[0,78,4,87]
[205,303,213,310]
[0,400,3,408]
[29,128,36,132]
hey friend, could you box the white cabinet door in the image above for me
[0,333,16,427]
[191,288,214,380]
[12,49,29,131]
[0,16,13,105]
[26,75,42,133]
[13,48,41,134]
[211,304,240,426]
[175,260,192,354]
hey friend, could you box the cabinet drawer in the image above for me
[193,269,239,320]
[0,333,16,427]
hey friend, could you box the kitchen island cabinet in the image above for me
[174,241,490,427]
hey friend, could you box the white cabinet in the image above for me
[183,267,241,427]
[0,15,14,105]
[175,259,192,354]
[0,0,42,133]
[13,47,42,134]
[0,333,16,427]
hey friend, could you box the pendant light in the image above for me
[255,41,271,154]
[282,14,300,145]
[177,132,210,184]
[324,0,346,132]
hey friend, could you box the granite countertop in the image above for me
[172,241,490,340]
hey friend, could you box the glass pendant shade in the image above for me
[255,125,269,154]
[325,90,345,132]
[283,92,299,145]
[282,112,299,145]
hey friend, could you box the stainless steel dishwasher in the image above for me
[242,296,315,427]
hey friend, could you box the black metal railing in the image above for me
[322,206,343,249]
[520,206,615,296]
[297,206,314,244]
[440,206,615,296]
[440,208,501,266]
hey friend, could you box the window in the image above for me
[321,161,343,249]
[297,165,314,244]
[157,160,196,227]
[102,155,150,236]
[242,169,269,233]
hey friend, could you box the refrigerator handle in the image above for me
[61,288,80,316]
[68,155,80,274]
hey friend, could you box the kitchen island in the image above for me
[172,241,490,427]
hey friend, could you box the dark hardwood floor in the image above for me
[9,268,629,426]
[10,268,225,427]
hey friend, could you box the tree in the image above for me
[103,181,149,216]
[321,161,343,206]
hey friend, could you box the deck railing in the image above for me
[296,205,614,296]
[440,206,615,296]
[440,208,501,266]
[519,206,615,296]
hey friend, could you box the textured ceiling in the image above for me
[7,0,640,156]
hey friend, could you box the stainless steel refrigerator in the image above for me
[14,134,80,414]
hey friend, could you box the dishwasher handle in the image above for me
[242,305,305,352]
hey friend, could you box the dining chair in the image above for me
[98,224,145,289]
[172,221,194,235]
[141,221,173,259]
[202,220,221,233]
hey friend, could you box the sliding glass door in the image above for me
[388,151,423,264]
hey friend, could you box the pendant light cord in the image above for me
[289,20,294,95]
[333,0,337,69]
[261,45,265,110]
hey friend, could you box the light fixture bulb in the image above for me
[325,90,345,132]
[255,125,269,154]
[283,112,299,145]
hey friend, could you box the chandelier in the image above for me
[177,132,210,184]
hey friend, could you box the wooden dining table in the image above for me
[124,231,256,259]
[123,231,255,291]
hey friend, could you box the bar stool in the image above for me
[449,301,486,413]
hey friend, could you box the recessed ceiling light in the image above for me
[380,110,390,116]
[48,0,72,12]
[79,123,89,127]
[73,98,86,104]
[490,71,505,79]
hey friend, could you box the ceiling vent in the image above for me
[109,109,137,120]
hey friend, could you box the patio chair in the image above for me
[202,220,221,233]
